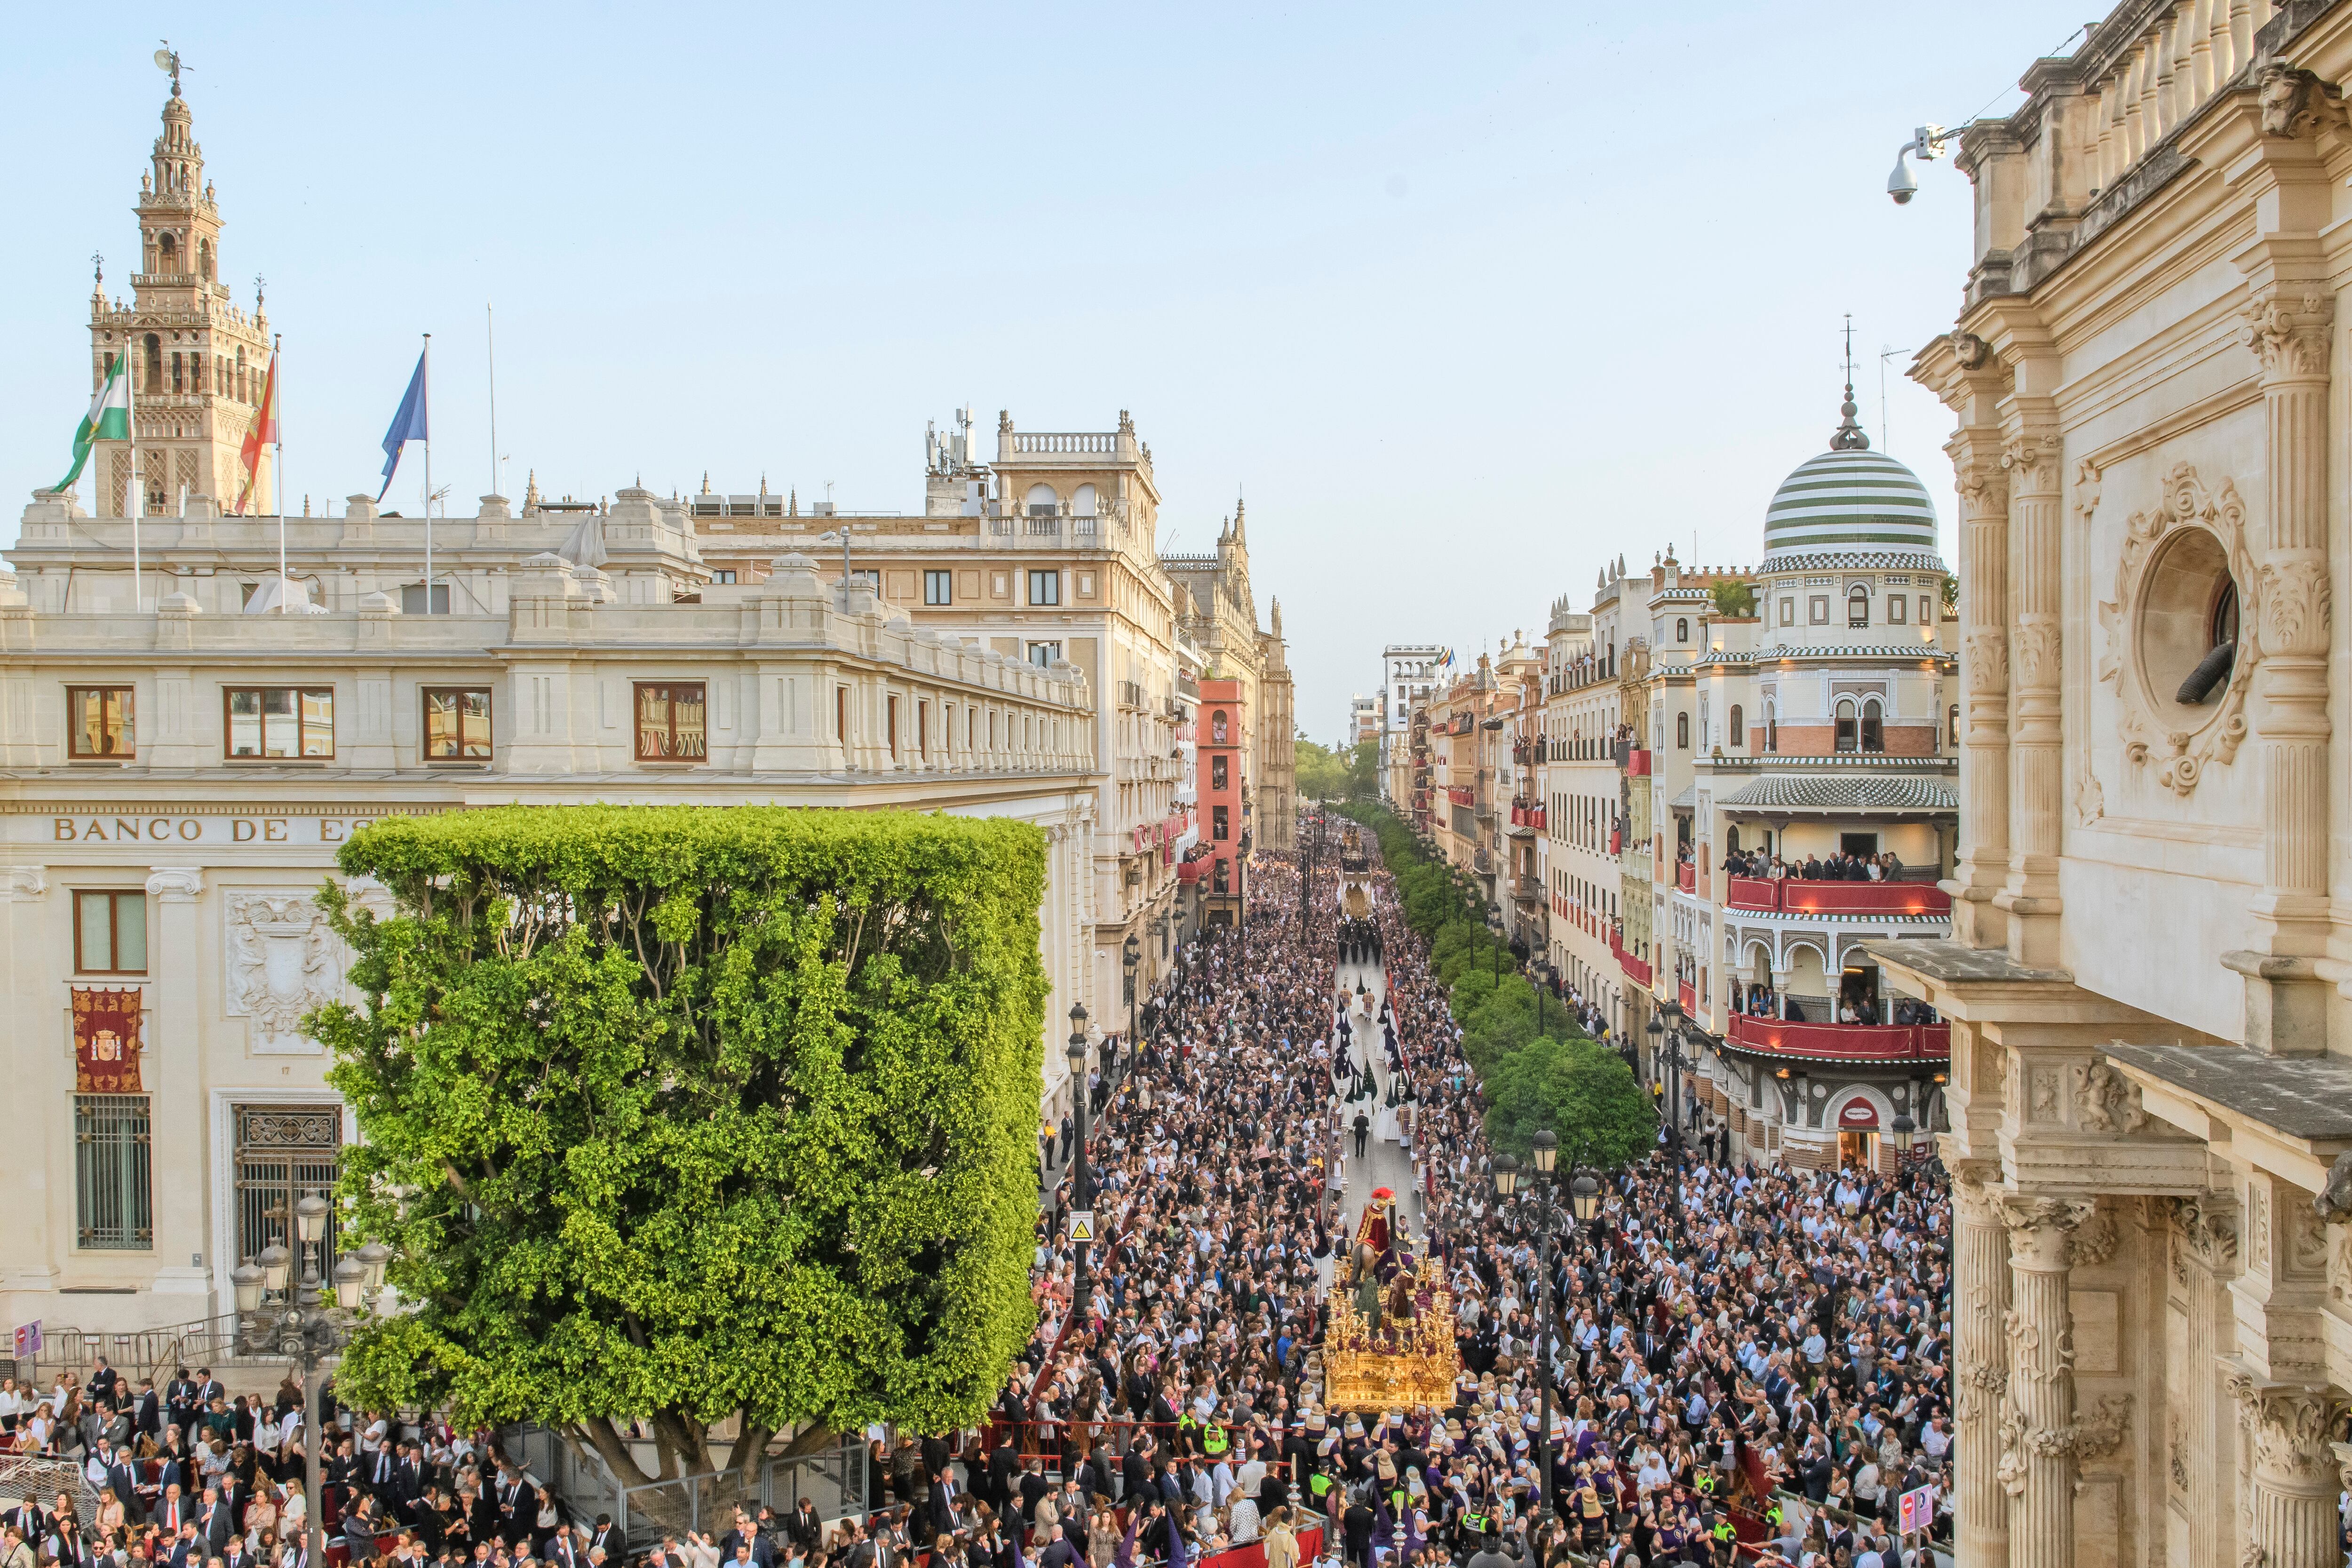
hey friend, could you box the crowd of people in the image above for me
[1708,851,1907,885]
[991,815,1957,1568]
[0,813,1957,1568]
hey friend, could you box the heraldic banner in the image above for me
[73,986,144,1093]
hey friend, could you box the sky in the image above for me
[1,2,2077,743]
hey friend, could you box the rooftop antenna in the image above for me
[153,44,189,96]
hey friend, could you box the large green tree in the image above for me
[1481,1035,1655,1168]
[308,806,1048,1502]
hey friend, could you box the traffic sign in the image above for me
[1897,1485,1934,1536]
[11,1320,41,1359]
[1069,1211,1096,1242]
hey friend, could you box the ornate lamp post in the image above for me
[1651,1001,1688,1235]
[230,1196,392,1568]
[1122,931,1142,1065]
[1066,1005,1093,1333]
[1890,1111,1916,1167]
[1494,1133,1603,1523]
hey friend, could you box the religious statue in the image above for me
[1351,1186,1406,1285]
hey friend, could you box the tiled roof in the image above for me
[1669,785,1698,810]
[1716,774,1959,811]
[1750,643,1957,663]
[1757,549,1950,575]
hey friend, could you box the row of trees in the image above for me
[1295,734,1379,801]
[1335,804,1654,1170]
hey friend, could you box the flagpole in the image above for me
[421,333,434,613]
[486,302,499,501]
[275,334,287,614]
[129,350,142,613]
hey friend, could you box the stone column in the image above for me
[2000,406,2064,966]
[1998,1195,2096,1568]
[1948,419,2011,949]
[145,868,209,1305]
[2171,1194,2241,1568]
[1951,1162,2012,1568]
[2229,288,2333,1053]
[2225,1376,2348,1568]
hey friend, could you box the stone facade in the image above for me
[1885,5,2352,1563]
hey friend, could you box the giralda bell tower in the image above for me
[86,56,275,517]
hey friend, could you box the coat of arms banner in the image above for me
[73,985,145,1092]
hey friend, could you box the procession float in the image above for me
[1322,1185,1460,1411]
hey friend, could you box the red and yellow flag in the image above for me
[235,350,279,515]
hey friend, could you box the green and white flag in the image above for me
[54,356,130,493]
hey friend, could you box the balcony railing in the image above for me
[1621,748,1651,777]
[1726,1013,1951,1062]
[1513,874,1542,904]
[1614,936,1652,989]
[1509,801,1546,831]
[1723,877,1951,917]
[1678,979,1698,1016]
[1676,863,1696,894]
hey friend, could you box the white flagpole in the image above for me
[275,334,287,613]
[422,334,434,613]
[486,302,499,501]
[129,349,143,613]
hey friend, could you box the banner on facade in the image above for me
[72,986,144,1093]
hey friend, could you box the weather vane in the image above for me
[153,42,190,96]
[92,252,103,288]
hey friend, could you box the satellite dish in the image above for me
[153,48,174,71]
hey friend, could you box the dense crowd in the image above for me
[0,818,1956,1568]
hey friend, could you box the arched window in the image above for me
[1861,697,1884,753]
[143,334,161,391]
[1847,585,1870,627]
[171,351,183,393]
[1025,483,1058,517]
[158,232,177,269]
[188,352,201,395]
[1677,712,1691,749]
[1835,698,1859,753]
[1073,483,1097,517]
[1765,701,1778,754]
[1676,617,1689,642]
[1729,705,1744,746]
[197,238,212,280]
[1948,703,1960,749]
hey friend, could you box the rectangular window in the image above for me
[918,701,928,758]
[75,1094,152,1250]
[1809,596,1829,625]
[1888,595,1907,624]
[924,570,953,605]
[1212,755,1229,790]
[74,890,148,974]
[887,695,899,760]
[225,687,335,759]
[849,569,879,592]
[1029,642,1061,668]
[1213,804,1230,841]
[422,687,493,761]
[400,583,452,615]
[1779,598,1794,627]
[68,686,136,760]
[1922,595,1936,623]
[1028,570,1060,606]
[711,569,738,585]
[633,682,708,762]
[838,685,850,742]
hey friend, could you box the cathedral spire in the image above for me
[1232,495,1246,545]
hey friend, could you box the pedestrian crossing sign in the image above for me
[1069,1210,1096,1241]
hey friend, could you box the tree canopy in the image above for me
[309,805,1049,1496]
[1296,735,1380,801]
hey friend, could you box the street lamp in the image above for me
[1067,1004,1093,1337]
[1890,1112,1916,1162]
[1495,1129,1605,1524]
[1122,931,1142,1064]
[1654,1000,1687,1236]
[233,1199,395,1568]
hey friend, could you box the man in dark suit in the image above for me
[132,1381,162,1442]
[220,1536,252,1568]
[162,1523,201,1568]
[717,1509,771,1568]
[97,1445,144,1524]
[153,1486,191,1536]
[786,1501,821,1556]
[196,1487,232,1556]
[924,1470,959,1544]
[191,1371,225,1413]
[493,1464,535,1550]
[585,1516,625,1562]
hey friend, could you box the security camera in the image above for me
[1887,150,1918,205]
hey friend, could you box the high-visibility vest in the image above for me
[1309,1474,1332,1498]
[1202,1423,1229,1456]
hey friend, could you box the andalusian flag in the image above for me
[235,350,279,515]
[54,356,129,493]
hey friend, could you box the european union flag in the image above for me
[378,345,429,500]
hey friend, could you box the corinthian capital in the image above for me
[1998,1194,2098,1270]
[2256,553,2332,661]
[2001,431,2062,495]
[2246,289,2334,382]
[2225,1372,2348,1487]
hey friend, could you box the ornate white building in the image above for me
[1885,5,2352,1565]
[0,83,1111,1340]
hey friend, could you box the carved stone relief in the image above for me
[2173,1194,2241,1276]
[2029,1067,2062,1124]
[223,891,346,1056]
[2077,1057,2148,1134]
[2094,463,2259,797]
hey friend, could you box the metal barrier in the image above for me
[0,1452,102,1521]
[501,1426,869,1543]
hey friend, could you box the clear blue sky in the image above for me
[2,2,2074,740]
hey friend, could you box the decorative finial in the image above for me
[700,470,711,494]
[1831,314,1870,451]
[254,274,265,312]
[92,252,103,291]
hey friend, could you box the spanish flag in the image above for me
[235,348,279,515]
